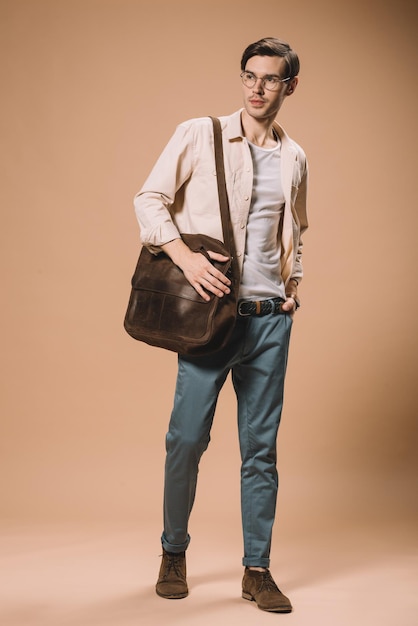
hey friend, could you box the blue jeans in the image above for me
[161,311,293,567]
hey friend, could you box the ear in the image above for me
[287,76,299,95]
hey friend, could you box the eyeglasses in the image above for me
[240,70,290,91]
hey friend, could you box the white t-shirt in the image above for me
[239,138,286,301]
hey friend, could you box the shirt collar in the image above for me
[224,109,245,141]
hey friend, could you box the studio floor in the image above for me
[1,516,417,626]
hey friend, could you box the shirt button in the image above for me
[244,196,249,201]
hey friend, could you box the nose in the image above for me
[252,77,265,94]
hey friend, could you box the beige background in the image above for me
[1,0,417,625]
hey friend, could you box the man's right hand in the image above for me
[161,238,231,302]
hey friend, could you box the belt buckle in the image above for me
[237,300,251,317]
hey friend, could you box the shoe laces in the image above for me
[258,569,280,593]
[162,552,184,579]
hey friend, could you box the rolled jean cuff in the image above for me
[242,557,270,568]
[161,532,191,553]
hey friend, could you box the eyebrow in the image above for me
[244,71,282,79]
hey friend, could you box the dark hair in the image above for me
[241,37,300,79]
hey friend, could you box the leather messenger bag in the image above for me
[123,117,239,356]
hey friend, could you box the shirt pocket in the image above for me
[194,169,236,212]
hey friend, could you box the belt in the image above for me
[237,297,285,317]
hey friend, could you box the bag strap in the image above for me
[209,116,240,282]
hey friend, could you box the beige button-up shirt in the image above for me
[134,109,308,286]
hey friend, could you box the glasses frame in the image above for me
[240,70,291,91]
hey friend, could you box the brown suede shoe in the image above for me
[156,549,188,599]
[242,567,292,612]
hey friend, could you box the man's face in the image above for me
[241,55,293,121]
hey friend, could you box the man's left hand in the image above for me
[281,297,297,316]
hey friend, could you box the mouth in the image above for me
[249,98,265,106]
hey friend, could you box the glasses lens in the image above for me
[242,72,255,87]
[241,72,281,91]
[264,78,279,91]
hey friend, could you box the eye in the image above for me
[244,71,255,80]
[265,76,279,87]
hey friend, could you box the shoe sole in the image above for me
[156,589,188,600]
[242,592,292,613]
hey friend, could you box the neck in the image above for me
[241,110,277,148]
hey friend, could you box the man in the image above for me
[134,37,308,613]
